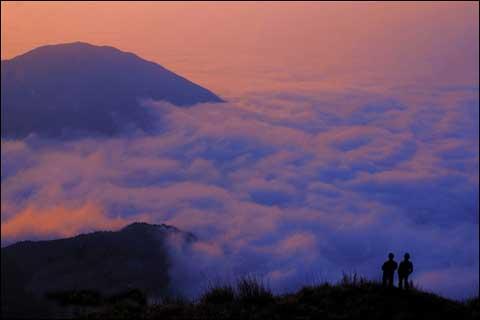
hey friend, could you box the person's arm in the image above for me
[409,262,413,274]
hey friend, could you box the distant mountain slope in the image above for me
[1,42,223,138]
[1,222,196,318]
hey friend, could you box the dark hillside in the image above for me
[1,222,195,318]
[87,275,479,320]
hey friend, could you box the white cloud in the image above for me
[1,87,478,299]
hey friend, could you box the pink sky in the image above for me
[2,2,478,95]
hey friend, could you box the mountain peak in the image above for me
[19,42,136,59]
[121,221,157,230]
[120,221,191,235]
[30,41,107,50]
[1,42,224,138]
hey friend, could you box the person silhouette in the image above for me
[382,252,398,288]
[398,253,413,289]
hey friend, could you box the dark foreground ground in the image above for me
[46,275,478,320]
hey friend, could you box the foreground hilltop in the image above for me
[1,42,224,138]
[90,275,478,320]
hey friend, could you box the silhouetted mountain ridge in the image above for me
[1,222,195,318]
[1,42,224,138]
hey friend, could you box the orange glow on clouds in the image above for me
[1,202,142,240]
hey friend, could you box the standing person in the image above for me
[398,253,413,289]
[382,252,398,288]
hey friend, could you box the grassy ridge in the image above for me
[80,274,478,320]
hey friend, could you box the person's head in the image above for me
[404,253,410,260]
[388,252,394,260]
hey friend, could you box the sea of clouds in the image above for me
[1,86,478,299]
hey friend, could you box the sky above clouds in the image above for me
[2,2,478,95]
[1,2,479,299]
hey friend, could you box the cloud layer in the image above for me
[1,86,478,299]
